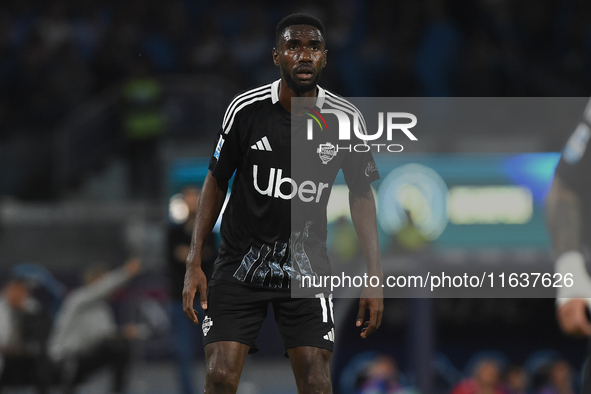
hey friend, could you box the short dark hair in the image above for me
[275,13,326,47]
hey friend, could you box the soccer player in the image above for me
[182,13,384,393]
[546,99,591,392]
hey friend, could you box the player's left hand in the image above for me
[356,286,383,338]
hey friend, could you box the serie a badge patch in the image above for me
[202,316,213,336]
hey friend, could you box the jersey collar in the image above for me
[271,79,326,109]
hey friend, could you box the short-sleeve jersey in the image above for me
[208,79,379,290]
[555,98,591,242]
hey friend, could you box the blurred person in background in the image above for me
[535,359,575,394]
[450,358,505,394]
[0,278,52,393]
[168,186,217,394]
[120,56,166,200]
[48,257,141,394]
[354,354,418,394]
[182,13,383,394]
[11,263,68,318]
[546,99,591,392]
[503,365,529,394]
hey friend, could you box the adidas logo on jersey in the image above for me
[251,136,272,151]
[323,328,335,342]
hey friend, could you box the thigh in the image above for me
[287,346,332,392]
[204,341,250,376]
[203,280,270,353]
[273,292,335,352]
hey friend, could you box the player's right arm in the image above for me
[183,91,245,324]
[182,171,228,325]
[546,103,591,337]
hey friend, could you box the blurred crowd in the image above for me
[346,351,580,394]
[0,258,143,393]
[2,0,591,141]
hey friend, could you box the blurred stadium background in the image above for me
[1,0,591,393]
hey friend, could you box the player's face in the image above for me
[273,25,327,95]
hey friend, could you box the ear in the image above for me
[272,48,279,66]
[322,49,328,68]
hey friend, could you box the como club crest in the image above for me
[317,142,337,164]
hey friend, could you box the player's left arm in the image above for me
[349,187,383,338]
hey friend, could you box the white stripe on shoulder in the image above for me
[224,94,272,134]
[324,91,362,117]
[324,94,364,117]
[222,84,272,128]
[324,95,368,136]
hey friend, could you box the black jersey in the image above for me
[208,80,379,290]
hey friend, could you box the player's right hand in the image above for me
[557,298,591,337]
[182,265,208,325]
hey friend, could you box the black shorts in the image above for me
[202,279,335,354]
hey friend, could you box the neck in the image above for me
[278,79,317,114]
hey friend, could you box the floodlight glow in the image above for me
[169,194,189,224]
